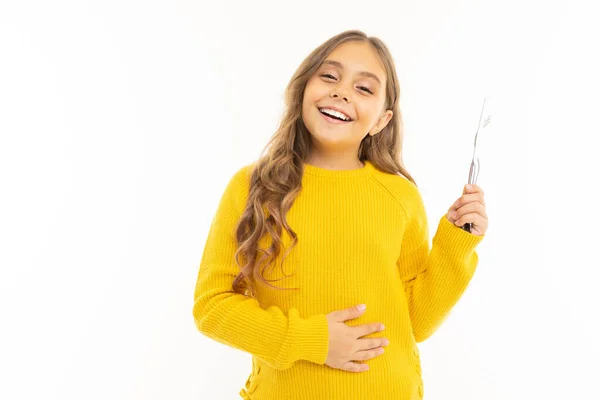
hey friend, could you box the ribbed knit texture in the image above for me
[193,160,484,399]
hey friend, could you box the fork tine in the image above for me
[483,115,491,128]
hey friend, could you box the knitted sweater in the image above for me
[192,160,484,399]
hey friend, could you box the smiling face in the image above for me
[301,40,394,155]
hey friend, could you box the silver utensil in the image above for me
[462,97,491,233]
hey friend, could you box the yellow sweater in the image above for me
[193,160,484,399]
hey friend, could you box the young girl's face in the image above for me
[302,41,393,153]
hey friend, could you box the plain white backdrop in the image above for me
[1,0,598,399]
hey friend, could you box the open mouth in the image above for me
[318,107,353,122]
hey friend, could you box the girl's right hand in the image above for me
[324,304,388,372]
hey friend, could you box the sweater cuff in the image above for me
[291,313,330,365]
[432,215,484,261]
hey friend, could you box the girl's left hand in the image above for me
[446,184,488,236]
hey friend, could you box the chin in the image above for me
[309,132,353,148]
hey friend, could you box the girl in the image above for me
[193,30,488,399]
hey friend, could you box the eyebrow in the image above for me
[321,59,382,86]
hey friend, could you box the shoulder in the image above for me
[368,166,425,216]
[229,162,256,187]
[221,161,256,210]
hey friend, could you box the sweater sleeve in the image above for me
[396,184,484,343]
[192,165,330,369]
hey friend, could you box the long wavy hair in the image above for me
[232,30,417,297]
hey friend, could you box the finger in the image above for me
[454,193,485,209]
[448,201,473,223]
[448,197,485,222]
[455,212,487,228]
[341,361,370,373]
[333,304,367,322]
[447,208,459,224]
[357,337,389,351]
[455,213,488,235]
[455,202,487,221]
[351,322,385,338]
[352,347,385,361]
[464,184,484,196]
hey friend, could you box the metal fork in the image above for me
[462,97,491,233]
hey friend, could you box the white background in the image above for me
[1,0,598,399]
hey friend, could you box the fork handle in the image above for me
[461,160,478,233]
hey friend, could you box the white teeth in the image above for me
[320,108,351,121]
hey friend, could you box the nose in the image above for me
[330,84,351,103]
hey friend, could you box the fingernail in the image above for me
[357,304,366,311]
[379,324,385,330]
[466,184,472,190]
[383,339,390,345]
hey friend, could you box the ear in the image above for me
[369,110,394,136]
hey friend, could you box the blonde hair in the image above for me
[232,30,416,296]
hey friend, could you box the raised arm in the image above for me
[396,185,484,342]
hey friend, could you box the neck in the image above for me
[305,148,364,170]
